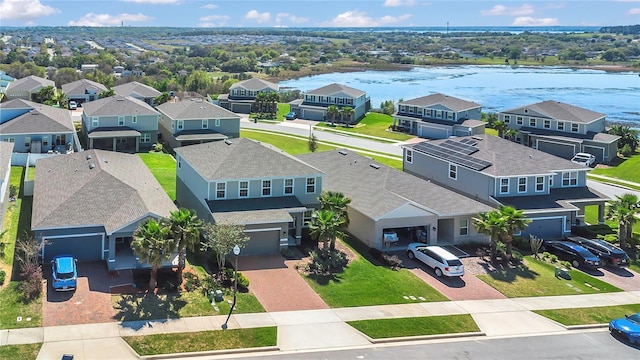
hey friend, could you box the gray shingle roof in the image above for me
[0,99,74,134]
[400,93,482,112]
[499,187,608,211]
[501,100,605,124]
[208,197,305,225]
[0,142,14,183]
[229,78,278,92]
[82,95,159,117]
[61,79,107,96]
[113,81,161,98]
[297,150,493,219]
[32,150,176,232]
[157,99,239,120]
[175,138,322,181]
[305,83,366,98]
[6,75,55,93]
[519,126,620,144]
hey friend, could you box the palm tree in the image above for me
[255,92,267,117]
[132,218,174,290]
[169,208,203,284]
[309,209,344,256]
[267,91,280,116]
[319,191,351,251]
[492,120,507,138]
[473,210,509,260]
[326,105,339,126]
[53,91,68,108]
[341,106,354,127]
[499,205,531,256]
[608,125,639,153]
[606,193,640,248]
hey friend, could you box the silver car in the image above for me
[407,243,465,277]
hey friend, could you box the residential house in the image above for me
[0,142,14,231]
[4,75,55,101]
[403,135,609,240]
[175,138,324,255]
[81,95,160,152]
[0,99,76,153]
[32,150,177,270]
[113,81,161,106]
[297,150,492,249]
[393,93,485,139]
[498,100,620,164]
[0,70,15,96]
[157,98,240,150]
[218,78,279,113]
[61,79,108,105]
[289,83,370,123]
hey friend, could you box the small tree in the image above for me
[132,218,174,290]
[201,223,250,274]
[530,234,544,259]
[15,232,45,300]
[99,88,115,98]
[308,133,318,152]
[326,105,339,126]
[168,208,203,285]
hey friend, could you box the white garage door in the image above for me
[242,230,280,255]
[418,125,449,139]
[523,218,564,240]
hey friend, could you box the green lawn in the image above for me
[484,128,498,137]
[123,327,277,356]
[316,112,415,141]
[0,282,42,329]
[1,167,33,279]
[25,167,35,181]
[0,343,41,360]
[477,256,622,298]
[137,152,176,201]
[241,130,335,154]
[348,314,479,339]
[590,153,640,183]
[534,304,640,326]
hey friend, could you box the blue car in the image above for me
[285,111,297,120]
[610,312,640,345]
[51,256,78,291]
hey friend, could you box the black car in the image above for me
[566,237,630,267]
[542,240,601,269]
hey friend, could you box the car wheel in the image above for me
[434,268,443,277]
[407,251,415,259]
[572,259,581,268]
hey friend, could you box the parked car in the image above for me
[570,152,596,166]
[542,240,601,269]
[51,255,78,291]
[407,243,464,277]
[68,101,77,110]
[285,111,297,120]
[383,229,399,244]
[610,312,640,345]
[566,237,630,267]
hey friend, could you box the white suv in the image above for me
[571,152,596,166]
[407,243,465,277]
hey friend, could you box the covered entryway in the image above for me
[536,139,577,159]
[42,234,104,262]
[418,124,450,139]
[88,128,141,152]
[243,229,281,255]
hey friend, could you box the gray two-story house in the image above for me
[61,79,108,105]
[4,75,55,102]
[113,81,162,106]
[81,95,160,152]
[403,135,609,240]
[289,83,370,123]
[218,78,279,113]
[393,93,485,139]
[157,99,240,150]
[175,138,324,255]
[498,100,619,164]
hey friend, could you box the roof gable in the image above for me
[0,99,74,134]
[305,83,366,98]
[113,81,161,98]
[157,99,239,120]
[82,95,159,117]
[501,100,605,123]
[61,79,108,95]
[230,78,278,92]
[6,75,54,93]
[400,93,482,112]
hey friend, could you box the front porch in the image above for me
[88,128,141,152]
[108,237,178,271]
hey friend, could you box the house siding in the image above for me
[176,155,210,216]
[1,132,73,153]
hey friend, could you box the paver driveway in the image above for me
[237,254,329,312]
[578,265,640,291]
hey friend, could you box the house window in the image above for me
[118,116,125,126]
[544,120,550,129]
[55,135,65,145]
[435,110,442,118]
[239,181,249,197]
[177,120,184,130]
[132,116,137,124]
[516,116,523,125]
[448,164,457,180]
[529,118,536,127]
[562,172,578,187]
[504,115,510,124]
[571,123,579,132]
[42,136,49,146]
[4,138,14,143]
[24,136,31,147]
[306,177,316,193]
[459,219,469,236]
[447,112,453,120]
[405,150,413,163]
[216,182,226,199]
[518,177,527,193]
[557,121,564,131]
[500,178,509,194]
[536,176,545,192]
[140,133,151,143]
[202,119,208,129]
[284,178,294,195]
[215,119,220,127]
[262,180,271,196]
[92,117,99,127]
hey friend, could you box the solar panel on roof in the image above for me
[412,140,491,171]
[441,139,478,155]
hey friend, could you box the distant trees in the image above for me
[380,100,395,115]
[608,125,639,156]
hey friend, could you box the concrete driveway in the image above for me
[577,265,640,291]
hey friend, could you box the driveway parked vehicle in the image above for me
[51,255,78,291]
[407,243,464,277]
[68,101,77,110]
[570,152,596,166]
[542,240,601,269]
[566,237,630,267]
[610,312,640,345]
[285,111,297,120]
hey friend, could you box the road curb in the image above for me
[136,345,280,359]
[361,331,486,344]
[565,323,609,330]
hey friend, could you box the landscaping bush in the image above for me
[620,144,634,157]
[561,261,572,269]
[152,143,163,152]
[0,269,5,285]
[305,249,348,275]
[280,247,296,259]
[548,254,558,263]
[236,272,250,289]
[512,236,530,251]
[9,185,18,198]
[183,272,200,292]
[381,253,403,270]
[18,263,42,300]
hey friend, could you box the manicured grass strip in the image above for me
[590,152,640,183]
[0,282,42,329]
[0,343,42,360]
[587,175,640,191]
[137,152,176,201]
[477,256,623,298]
[123,327,277,356]
[241,130,335,154]
[534,304,640,326]
[348,315,479,339]
[316,112,414,141]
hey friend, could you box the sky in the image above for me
[0,0,638,28]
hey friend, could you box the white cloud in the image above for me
[512,16,559,26]
[201,4,217,9]
[379,14,412,24]
[383,0,416,7]
[68,12,152,26]
[199,14,229,27]
[120,0,180,4]
[481,4,535,16]
[629,8,640,15]
[322,10,412,27]
[0,0,59,21]
[275,12,308,25]
[245,10,271,24]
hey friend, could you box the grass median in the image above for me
[534,303,640,326]
[348,314,479,339]
[0,343,42,360]
[137,152,177,201]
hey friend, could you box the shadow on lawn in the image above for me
[113,292,187,322]
[484,262,539,283]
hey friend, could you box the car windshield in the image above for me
[447,259,462,266]
[576,249,595,258]
[627,314,640,325]
[57,271,75,280]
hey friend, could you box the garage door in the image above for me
[523,218,564,240]
[582,146,605,163]
[242,230,280,255]
[232,103,251,114]
[303,110,325,121]
[418,125,449,139]
[536,141,576,159]
[43,235,103,262]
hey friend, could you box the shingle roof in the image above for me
[297,150,493,219]
[519,126,620,143]
[499,187,608,212]
[0,142,14,183]
[400,93,482,112]
[229,78,278,92]
[113,81,161,98]
[501,100,605,124]
[6,75,54,93]
[175,138,322,181]
[208,197,305,225]
[32,150,176,232]
[305,83,366,98]
[82,95,159,117]
[0,99,74,134]
[157,99,239,120]
[61,79,107,96]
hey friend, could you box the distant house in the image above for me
[289,83,370,123]
[218,78,279,114]
[175,138,324,255]
[4,75,55,101]
[113,81,162,106]
[403,135,609,240]
[81,95,160,152]
[32,150,177,270]
[61,79,108,105]
[498,100,620,164]
[157,98,240,150]
[0,70,15,95]
[80,64,99,72]
[393,93,485,139]
[0,99,75,153]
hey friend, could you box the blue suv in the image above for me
[51,256,78,291]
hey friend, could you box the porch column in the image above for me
[89,138,93,149]
[112,138,117,151]
[135,137,139,152]
[295,212,303,245]
[108,235,116,263]
[598,204,605,224]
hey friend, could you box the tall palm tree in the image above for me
[267,91,280,116]
[473,210,508,260]
[492,120,507,138]
[319,191,351,250]
[169,208,203,284]
[53,91,68,108]
[326,105,339,126]
[608,125,639,153]
[132,218,174,290]
[606,193,640,248]
[341,106,354,127]
[309,209,344,256]
[255,92,267,117]
[499,205,531,256]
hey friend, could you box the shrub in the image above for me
[200,275,218,296]
[18,263,42,300]
[620,144,634,157]
[549,254,558,263]
[152,143,163,152]
[381,253,403,270]
[236,272,250,289]
[183,272,200,292]
[512,236,530,251]
[280,247,296,259]
[0,269,5,285]
[9,185,18,198]
[306,249,348,275]
[511,250,524,262]
[540,251,551,261]
[561,261,572,269]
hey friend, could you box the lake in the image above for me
[279,66,640,127]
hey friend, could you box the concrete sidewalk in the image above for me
[2,291,639,359]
